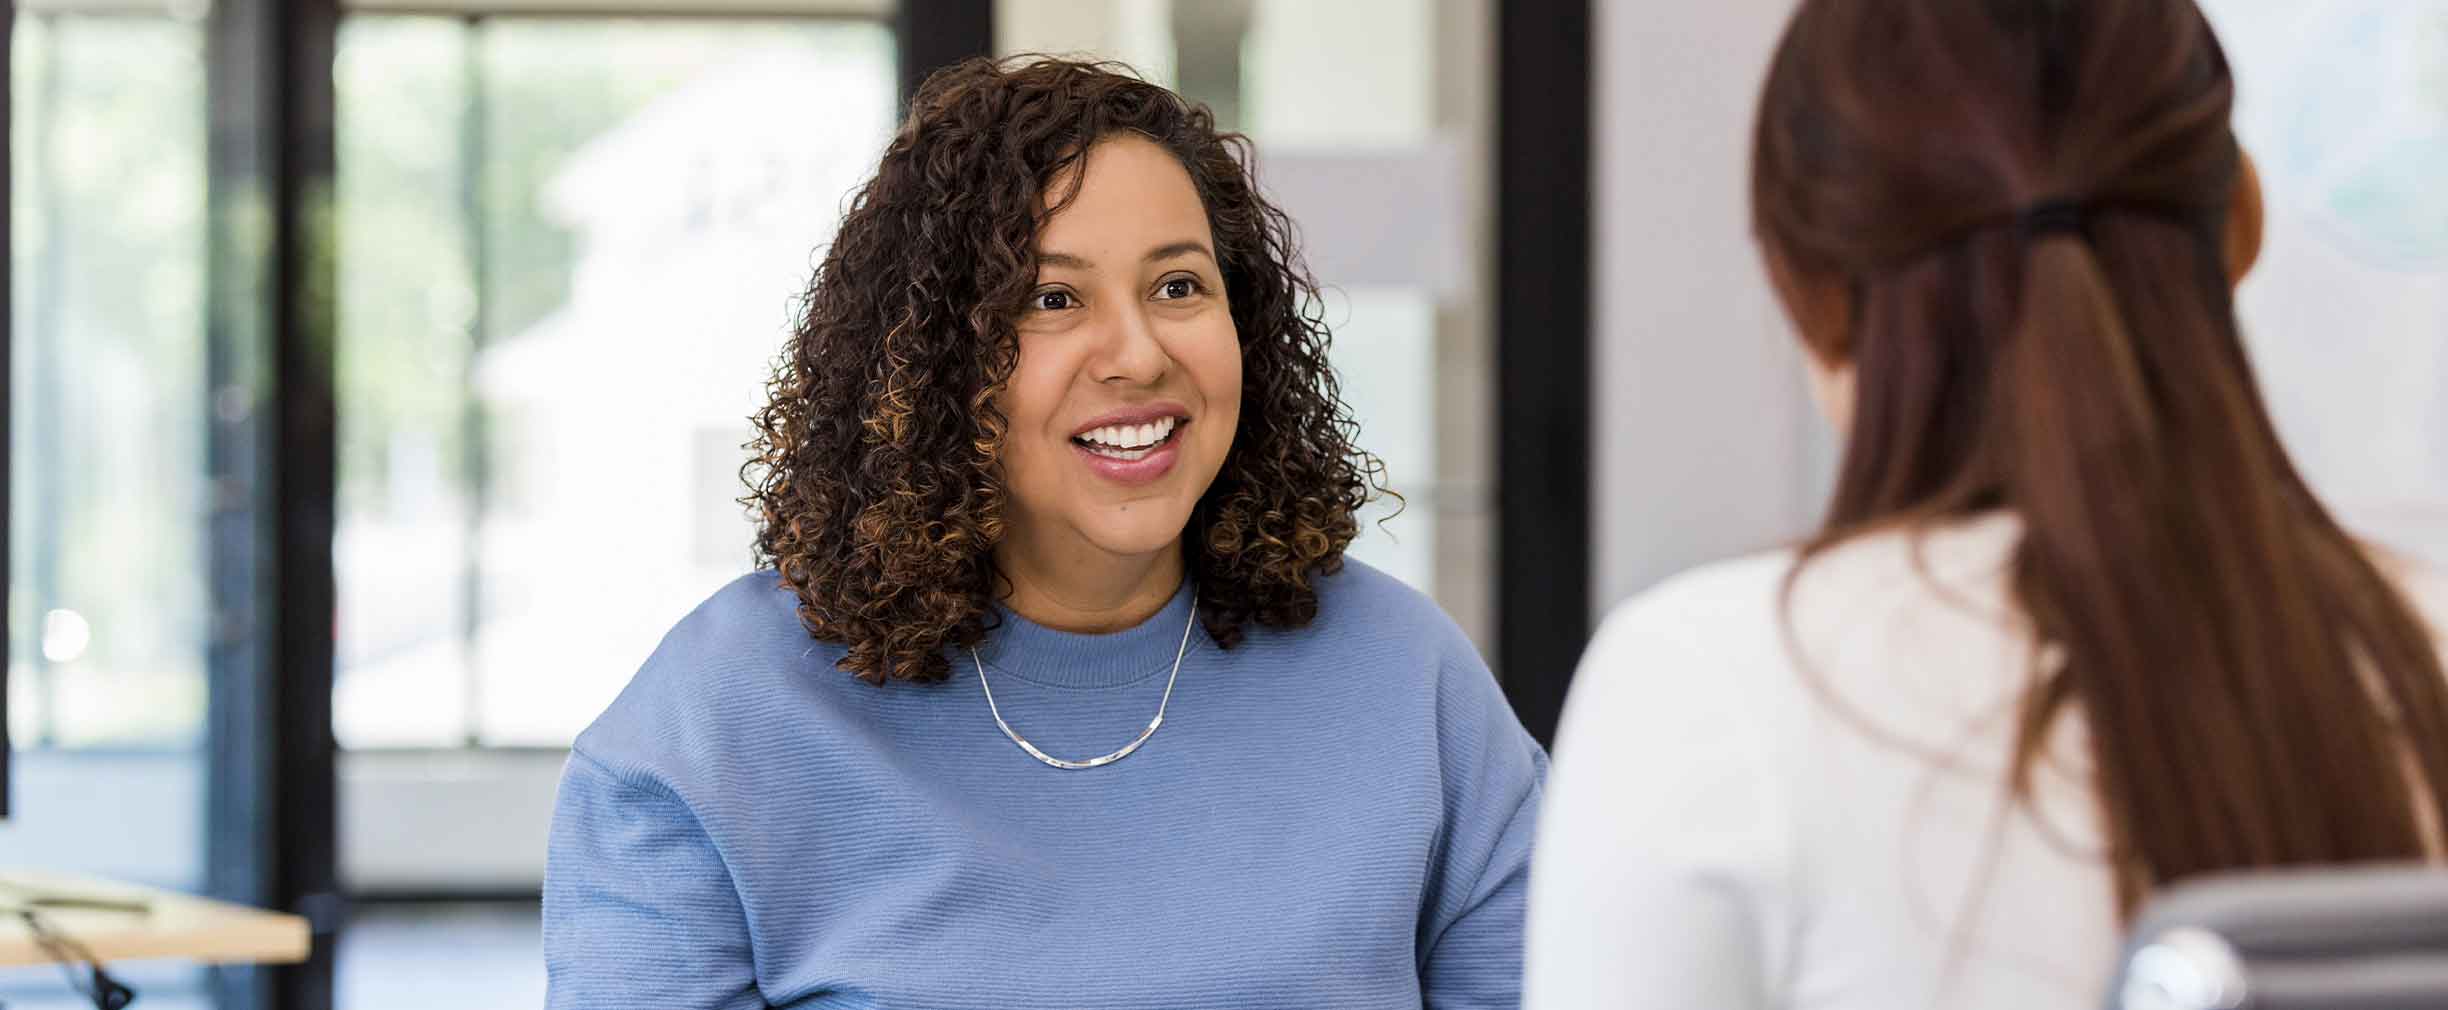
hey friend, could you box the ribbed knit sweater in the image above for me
[543,560,1546,1009]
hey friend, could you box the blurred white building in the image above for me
[340,45,895,745]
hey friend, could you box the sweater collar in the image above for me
[971,580,1202,689]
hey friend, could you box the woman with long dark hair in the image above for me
[543,58,1542,1008]
[1527,2,2448,1006]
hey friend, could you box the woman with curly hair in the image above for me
[542,57,1544,1008]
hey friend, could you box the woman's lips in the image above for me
[1072,420,1186,486]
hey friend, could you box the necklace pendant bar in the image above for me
[970,588,1199,771]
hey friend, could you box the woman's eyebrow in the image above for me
[1145,240,1215,265]
[1033,241,1215,271]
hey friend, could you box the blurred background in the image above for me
[0,0,2440,1008]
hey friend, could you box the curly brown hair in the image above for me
[745,56,1384,685]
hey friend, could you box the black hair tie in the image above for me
[2015,198,2089,241]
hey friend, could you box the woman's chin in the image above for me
[1076,514,1193,562]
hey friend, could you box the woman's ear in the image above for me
[1803,353,1856,434]
[2225,149,2265,285]
[1760,239,1857,431]
[1760,239,1853,363]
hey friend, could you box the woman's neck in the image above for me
[994,536,1186,634]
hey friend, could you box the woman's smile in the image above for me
[1069,406,1191,484]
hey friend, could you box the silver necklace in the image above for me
[969,587,1198,770]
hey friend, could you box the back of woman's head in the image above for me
[1752,0,2448,914]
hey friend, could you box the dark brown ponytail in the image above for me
[1753,0,2448,916]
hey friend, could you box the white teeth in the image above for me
[1084,443,1156,461]
[1075,416,1180,452]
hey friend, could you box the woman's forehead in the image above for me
[1034,136,1212,261]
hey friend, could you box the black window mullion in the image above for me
[895,0,990,110]
[204,0,341,1008]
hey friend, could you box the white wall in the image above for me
[2198,0,2448,568]
[1590,0,1832,614]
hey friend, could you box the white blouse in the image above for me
[1526,512,2448,1010]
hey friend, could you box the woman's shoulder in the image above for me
[1299,557,1485,675]
[1292,558,1537,741]
[1569,554,1791,751]
[633,570,835,694]
[1579,545,1804,687]
[1575,515,2029,729]
[626,571,821,673]
[1311,556,1454,625]
[571,571,848,788]
[1608,549,1799,632]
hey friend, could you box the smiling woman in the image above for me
[993,137,1245,636]
[541,57,1546,1009]
[742,59,1381,682]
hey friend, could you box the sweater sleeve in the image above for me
[1418,638,1551,1010]
[1522,598,1797,1010]
[543,749,766,1010]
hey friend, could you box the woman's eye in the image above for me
[1158,278,1198,300]
[1035,290,1072,311]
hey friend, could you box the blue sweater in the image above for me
[543,560,1546,1009]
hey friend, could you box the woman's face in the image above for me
[996,134,1243,566]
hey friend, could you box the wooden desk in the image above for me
[0,872,310,968]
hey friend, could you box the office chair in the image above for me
[2106,865,2448,1010]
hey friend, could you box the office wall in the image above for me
[2199,0,2448,569]
[1590,0,1832,614]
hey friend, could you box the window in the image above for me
[325,9,902,1002]
[332,14,899,749]
[4,11,215,1009]
[7,14,210,753]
